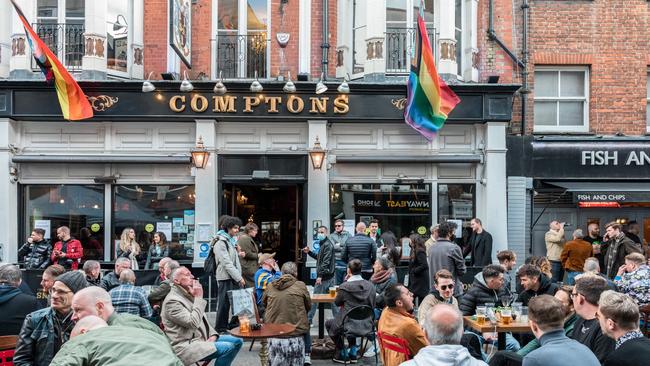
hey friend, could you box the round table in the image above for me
[229,323,297,366]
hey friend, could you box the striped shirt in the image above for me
[254,268,280,304]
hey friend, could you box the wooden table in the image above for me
[463,316,531,350]
[311,293,336,339]
[229,323,296,366]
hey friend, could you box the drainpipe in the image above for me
[321,0,330,79]
[488,0,524,69]
[520,0,530,135]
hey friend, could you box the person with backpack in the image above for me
[213,215,245,333]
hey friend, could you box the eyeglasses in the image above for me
[335,224,343,227]
[440,284,454,291]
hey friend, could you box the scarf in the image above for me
[371,268,394,284]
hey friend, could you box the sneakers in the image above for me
[363,344,377,358]
[304,355,312,365]
[348,346,359,364]
[333,351,349,364]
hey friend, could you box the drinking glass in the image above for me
[520,306,529,323]
[501,308,512,325]
[476,306,487,325]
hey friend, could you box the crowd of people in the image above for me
[2,217,650,366]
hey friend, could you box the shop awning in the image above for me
[334,154,483,163]
[12,154,191,164]
[544,181,650,192]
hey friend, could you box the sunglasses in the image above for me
[335,224,343,227]
[440,284,454,291]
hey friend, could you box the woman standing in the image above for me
[237,223,260,287]
[117,227,143,270]
[407,234,430,305]
[146,231,170,270]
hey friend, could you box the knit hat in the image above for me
[55,271,89,294]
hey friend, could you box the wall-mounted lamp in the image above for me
[180,71,194,92]
[214,71,227,95]
[190,136,210,169]
[309,136,326,170]
[250,71,263,93]
[315,73,328,94]
[283,71,296,93]
[142,72,156,92]
[337,75,350,94]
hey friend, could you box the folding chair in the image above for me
[377,331,411,364]
[342,305,378,365]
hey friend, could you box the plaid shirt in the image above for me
[109,284,153,318]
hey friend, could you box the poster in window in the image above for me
[169,0,192,68]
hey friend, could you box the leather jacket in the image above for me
[14,307,73,366]
[18,240,51,269]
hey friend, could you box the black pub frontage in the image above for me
[0,79,518,294]
[507,135,650,257]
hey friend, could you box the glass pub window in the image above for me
[437,183,475,242]
[23,185,105,261]
[112,185,196,262]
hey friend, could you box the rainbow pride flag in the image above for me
[11,0,93,121]
[404,15,460,141]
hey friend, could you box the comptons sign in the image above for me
[168,94,350,114]
[581,150,650,166]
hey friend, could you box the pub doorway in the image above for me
[222,184,304,265]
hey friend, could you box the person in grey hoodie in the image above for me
[402,303,487,366]
[214,215,245,332]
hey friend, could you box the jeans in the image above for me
[308,276,338,324]
[566,271,582,285]
[216,279,237,331]
[335,260,347,285]
[202,335,243,366]
[550,260,564,283]
[470,331,520,361]
[303,332,312,354]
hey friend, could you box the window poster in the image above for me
[156,222,172,241]
[34,220,51,239]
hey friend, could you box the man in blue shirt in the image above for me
[108,269,153,319]
[254,253,280,310]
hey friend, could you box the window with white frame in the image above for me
[385,0,434,74]
[216,0,270,78]
[107,0,132,76]
[534,67,589,131]
[36,0,85,69]
[455,0,463,77]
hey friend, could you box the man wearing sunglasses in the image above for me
[570,276,614,364]
[329,219,351,285]
[418,269,458,325]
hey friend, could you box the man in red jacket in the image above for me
[51,226,83,270]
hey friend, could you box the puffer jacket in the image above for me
[51,238,83,270]
[517,274,558,306]
[307,237,335,279]
[14,307,73,366]
[343,233,377,273]
[459,273,509,316]
[18,240,51,269]
[263,274,311,336]
[214,231,243,282]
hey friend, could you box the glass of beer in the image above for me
[476,306,487,325]
[239,315,250,333]
[329,287,336,297]
[501,308,512,325]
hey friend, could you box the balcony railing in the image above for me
[216,33,269,79]
[32,22,84,71]
[385,27,437,74]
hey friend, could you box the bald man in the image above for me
[402,304,487,366]
[50,316,182,366]
[108,269,153,318]
[71,286,163,336]
[342,222,377,279]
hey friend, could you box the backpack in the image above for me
[203,237,218,276]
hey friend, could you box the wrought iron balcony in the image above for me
[216,33,269,79]
[385,27,438,74]
[32,22,84,71]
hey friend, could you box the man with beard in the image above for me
[517,264,559,306]
[583,223,604,273]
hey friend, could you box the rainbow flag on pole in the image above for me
[10,0,93,121]
[404,15,460,141]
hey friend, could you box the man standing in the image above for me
[614,252,650,306]
[404,303,487,366]
[162,267,242,366]
[570,276,615,364]
[377,284,428,366]
[343,222,377,280]
[497,250,517,291]
[597,290,650,366]
[522,295,599,366]
[560,229,594,285]
[544,220,566,282]
[468,218,493,266]
[304,225,337,324]
[108,269,153,318]
[14,271,88,366]
[237,223,260,288]
[424,224,439,255]
[214,215,245,332]
[0,264,40,336]
[330,219,351,285]
[603,222,642,279]
[100,257,132,292]
[51,226,83,271]
[82,260,101,286]
[583,223,605,273]
[624,221,642,246]
[428,221,466,297]
[254,253,281,308]
[18,228,51,269]
[368,219,383,247]
[517,264,559,306]
[263,262,312,366]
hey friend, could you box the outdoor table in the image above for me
[229,323,296,366]
[311,293,337,339]
[463,316,532,350]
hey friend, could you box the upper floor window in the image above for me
[216,0,269,78]
[534,67,589,132]
[385,0,435,74]
[107,0,132,76]
[36,0,85,69]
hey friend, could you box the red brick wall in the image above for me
[310,0,338,79]
[186,0,212,79]
[270,0,299,78]
[143,0,168,79]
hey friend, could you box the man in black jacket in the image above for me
[343,222,377,280]
[18,228,51,269]
[603,222,642,279]
[0,264,40,336]
[304,225,337,324]
[468,218,493,266]
[516,264,558,306]
[100,257,132,291]
[597,290,650,366]
[459,264,509,316]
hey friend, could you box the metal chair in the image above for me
[342,305,378,365]
[377,331,411,363]
[0,335,18,366]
